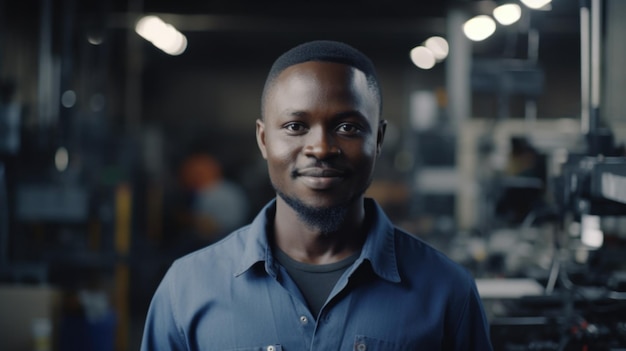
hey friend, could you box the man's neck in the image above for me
[272,197,366,265]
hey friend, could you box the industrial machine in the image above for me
[488,1,626,349]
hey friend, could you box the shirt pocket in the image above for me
[353,335,409,351]
[218,345,283,351]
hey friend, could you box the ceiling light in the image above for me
[424,36,449,61]
[463,15,497,42]
[135,15,188,56]
[493,3,522,25]
[520,0,552,10]
[410,46,436,70]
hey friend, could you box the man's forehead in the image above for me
[267,62,380,122]
[270,62,372,101]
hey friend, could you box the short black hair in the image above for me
[261,40,382,118]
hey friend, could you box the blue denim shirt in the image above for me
[141,198,493,351]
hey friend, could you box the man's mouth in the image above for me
[296,167,346,177]
[294,167,347,189]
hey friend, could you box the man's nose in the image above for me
[303,128,341,159]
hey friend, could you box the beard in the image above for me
[275,188,351,234]
[273,174,373,234]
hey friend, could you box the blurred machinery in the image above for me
[488,135,626,351]
[485,1,626,350]
[0,2,136,349]
[487,141,626,351]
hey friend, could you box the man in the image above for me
[141,40,493,350]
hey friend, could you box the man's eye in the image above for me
[337,123,361,135]
[284,122,306,133]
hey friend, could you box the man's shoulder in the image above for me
[391,226,440,254]
[392,227,474,281]
[172,224,252,270]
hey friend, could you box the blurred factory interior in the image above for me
[1,0,626,349]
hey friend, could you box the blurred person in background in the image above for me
[178,152,249,245]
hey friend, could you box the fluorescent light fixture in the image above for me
[135,15,187,56]
[410,46,436,69]
[493,3,522,25]
[463,15,497,42]
[520,0,552,10]
[424,36,449,61]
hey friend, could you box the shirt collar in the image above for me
[235,198,401,283]
[235,200,276,277]
[358,198,401,283]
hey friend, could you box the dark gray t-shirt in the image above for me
[274,248,359,318]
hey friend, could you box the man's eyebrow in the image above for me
[334,110,368,121]
[279,109,309,118]
[278,109,372,128]
[333,110,373,131]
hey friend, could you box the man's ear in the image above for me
[256,119,268,159]
[376,119,387,156]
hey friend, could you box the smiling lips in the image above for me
[296,167,346,190]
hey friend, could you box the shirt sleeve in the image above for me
[140,267,188,351]
[448,279,494,351]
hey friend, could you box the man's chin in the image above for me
[276,191,352,234]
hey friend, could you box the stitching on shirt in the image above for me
[169,262,188,348]
[452,280,472,337]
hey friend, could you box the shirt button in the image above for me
[356,343,367,351]
[299,316,308,324]
[267,346,275,351]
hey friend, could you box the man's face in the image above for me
[257,61,385,210]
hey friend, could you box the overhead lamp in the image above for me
[424,36,449,61]
[135,15,187,56]
[493,3,522,25]
[409,46,436,70]
[463,15,496,42]
[520,0,552,10]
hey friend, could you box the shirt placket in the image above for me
[309,267,356,350]
[272,265,317,349]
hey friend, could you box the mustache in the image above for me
[291,161,349,178]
